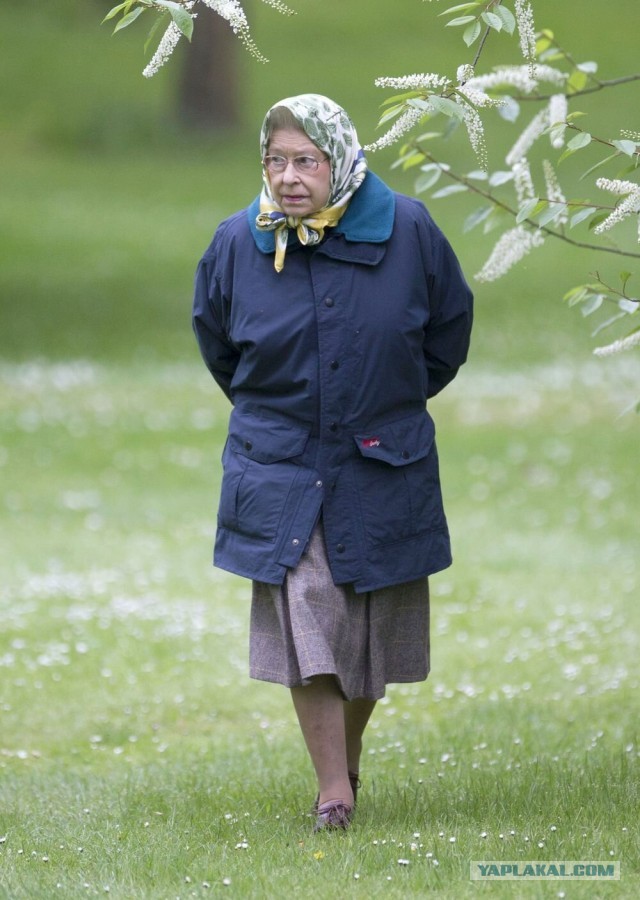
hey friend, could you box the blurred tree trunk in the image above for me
[178,5,240,131]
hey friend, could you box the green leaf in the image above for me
[539,49,565,63]
[567,132,592,150]
[535,29,554,54]
[463,205,493,232]
[563,285,590,306]
[567,68,589,94]
[569,206,597,228]
[113,6,145,33]
[488,170,514,187]
[481,11,503,31]
[152,0,182,9]
[102,2,133,24]
[463,20,482,47]
[401,152,427,170]
[381,91,423,107]
[559,132,591,163]
[378,105,405,127]
[612,140,638,157]
[483,210,510,234]
[407,98,434,112]
[591,311,627,336]
[537,202,568,227]
[431,184,469,199]
[152,0,194,38]
[581,294,605,316]
[445,15,477,27]
[438,2,481,15]
[428,95,465,122]
[493,4,516,34]
[170,6,193,40]
[579,151,620,181]
[415,168,443,193]
[516,198,545,224]
[587,211,612,231]
[144,12,165,54]
[414,131,443,143]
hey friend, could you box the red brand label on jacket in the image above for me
[361,437,381,448]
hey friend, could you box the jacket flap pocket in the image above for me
[354,412,435,466]
[228,408,310,463]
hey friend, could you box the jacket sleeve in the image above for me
[192,246,240,403]
[419,210,474,398]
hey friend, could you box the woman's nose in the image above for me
[281,160,300,181]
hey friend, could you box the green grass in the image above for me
[1,360,638,898]
[1,1,639,897]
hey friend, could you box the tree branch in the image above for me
[415,145,640,260]
[513,73,640,102]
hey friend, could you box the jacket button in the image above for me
[244,440,253,451]
[336,543,345,553]
[329,422,338,432]
[292,538,300,546]
[324,297,334,307]
[401,450,410,459]
[329,360,339,370]
[315,480,323,488]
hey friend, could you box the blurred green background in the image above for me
[2,0,638,368]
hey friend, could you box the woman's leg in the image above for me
[344,698,376,775]
[290,675,354,807]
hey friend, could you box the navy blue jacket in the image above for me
[193,171,473,592]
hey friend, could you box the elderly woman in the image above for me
[193,94,473,831]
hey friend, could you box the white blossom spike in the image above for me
[548,94,568,148]
[475,226,544,282]
[457,101,488,171]
[373,73,451,91]
[364,105,425,152]
[143,21,183,78]
[513,159,536,203]
[514,0,537,73]
[593,178,640,235]
[594,330,640,356]
[542,160,568,223]
[200,0,268,61]
[506,108,549,166]
[465,65,567,95]
[457,64,475,85]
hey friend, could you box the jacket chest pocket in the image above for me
[218,410,310,543]
[352,411,445,547]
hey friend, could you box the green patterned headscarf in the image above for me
[256,93,368,272]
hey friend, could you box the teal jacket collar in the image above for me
[247,171,396,254]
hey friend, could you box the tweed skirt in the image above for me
[249,522,430,701]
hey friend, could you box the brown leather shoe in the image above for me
[313,800,352,832]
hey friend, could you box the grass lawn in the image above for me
[1,357,638,898]
[1,1,639,897]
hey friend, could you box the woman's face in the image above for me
[266,127,331,218]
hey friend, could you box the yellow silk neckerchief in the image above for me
[256,199,348,273]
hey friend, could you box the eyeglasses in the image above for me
[262,154,329,174]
